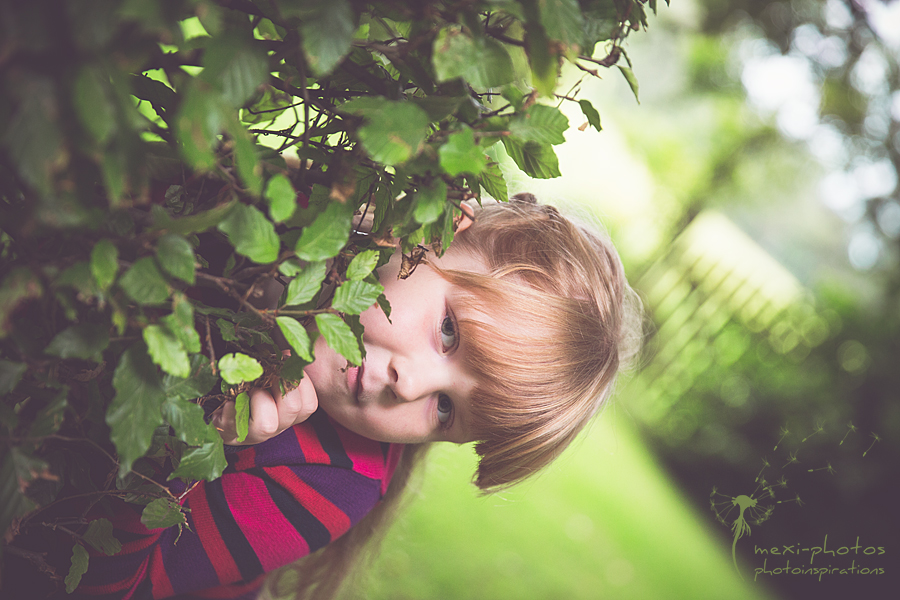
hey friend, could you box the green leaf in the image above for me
[413,179,448,225]
[163,396,220,446]
[284,261,328,306]
[578,99,602,131]
[156,234,196,284]
[90,239,119,290]
[341,98,430,166]
[433,28,515,89]
[265,174,297,223]
[617,65,640,104]
[141,497,188,529]
[152,200,237,235]
[0,268,42,338]
[0,451,37,541]
[119,257,170,304]
[162,356,218,401]
[331,280,384,315]
[74,66,116,144]
[276,316,314,362]
[538,0,584,52]
[65,544,89,594]
[216,318,239,342]
[315,313,361,365]
[0,360,26,394]
[170,441,226,481]
[439,127,487,177]
[523,22,556,97]
[162,295,201,354]
[175,86,222,170]
[234,391,250,443]
[300,0,355,76]
[45,323,109,360]
[345,250,379,281]
[480,161,509,201]
[218,353,263,385]
[201,34,269,107]
[501,137,561,179]
[28,389,68,438]
[509,104,569,145]
[108,345,167,474]
[217,203,280,264]
[294,202,351,262]
[144,324,191,378]
[83,519,121,556]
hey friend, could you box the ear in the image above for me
[455,203,475,234]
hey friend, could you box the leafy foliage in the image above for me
[0,0,657,589]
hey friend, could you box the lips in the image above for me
[346,362,363,402]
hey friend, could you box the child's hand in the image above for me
[211,376,318,445]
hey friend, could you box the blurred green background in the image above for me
[348,1,900,599]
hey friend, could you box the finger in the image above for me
[247,388,281,442]
[211,401,239,445]
[277,378,318,430]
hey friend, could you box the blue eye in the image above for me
[440,314,457,351]
[437,394,453,425]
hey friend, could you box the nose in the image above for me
[388,353,446,403]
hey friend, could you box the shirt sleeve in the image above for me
[72,415,396,600]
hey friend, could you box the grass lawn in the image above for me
[353,407,779,600]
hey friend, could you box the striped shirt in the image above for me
[74,411,404,599]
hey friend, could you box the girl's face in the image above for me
[304,246,485,444]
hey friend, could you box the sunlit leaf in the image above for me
[315,313,361,365]
[276,316,314,362]
[331,280,384,315]
[144,324,190,378]
[234,391,250,443]
[345,250,379,281]
[284,261,327,306]
[439,127,487,177]
[218,353,263,385]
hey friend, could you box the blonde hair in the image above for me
[444,194,642,491]
[268,194,642,598]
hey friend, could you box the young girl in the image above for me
[9,195,641,600]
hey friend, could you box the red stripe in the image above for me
[231,444,257,471]
[221,472,310,572]
[265,465,351,537]
[334,425,386,480]
[293,422,330,464]
[148,543,174,599]
[188,483,243,584]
